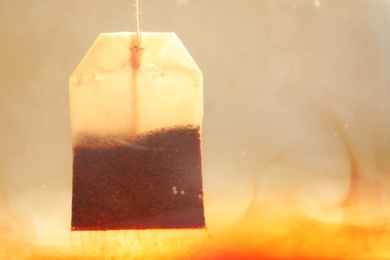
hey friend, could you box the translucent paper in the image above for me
[69,33,205,230]
[69,32,203,137]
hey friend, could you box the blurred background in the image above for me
[1,0,390,259]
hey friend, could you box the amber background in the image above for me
[1,0,390,259]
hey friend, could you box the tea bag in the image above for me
[69,33,205,230]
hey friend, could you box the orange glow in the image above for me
[3,200,390,259]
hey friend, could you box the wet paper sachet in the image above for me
[69,33,205,231]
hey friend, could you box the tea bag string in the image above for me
[133,0,141,51]
[135,0,140,47]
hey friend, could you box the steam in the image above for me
[202,97,390,259]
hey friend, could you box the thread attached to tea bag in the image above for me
[132,0,142,52]
[135,0,141,48]
[131,0,142,69]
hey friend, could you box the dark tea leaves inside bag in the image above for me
[71,126,205,230]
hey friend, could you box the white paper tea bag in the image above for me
[69,33,205,230]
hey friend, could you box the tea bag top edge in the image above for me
[69,32,203,138]
[69,32,201,83]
